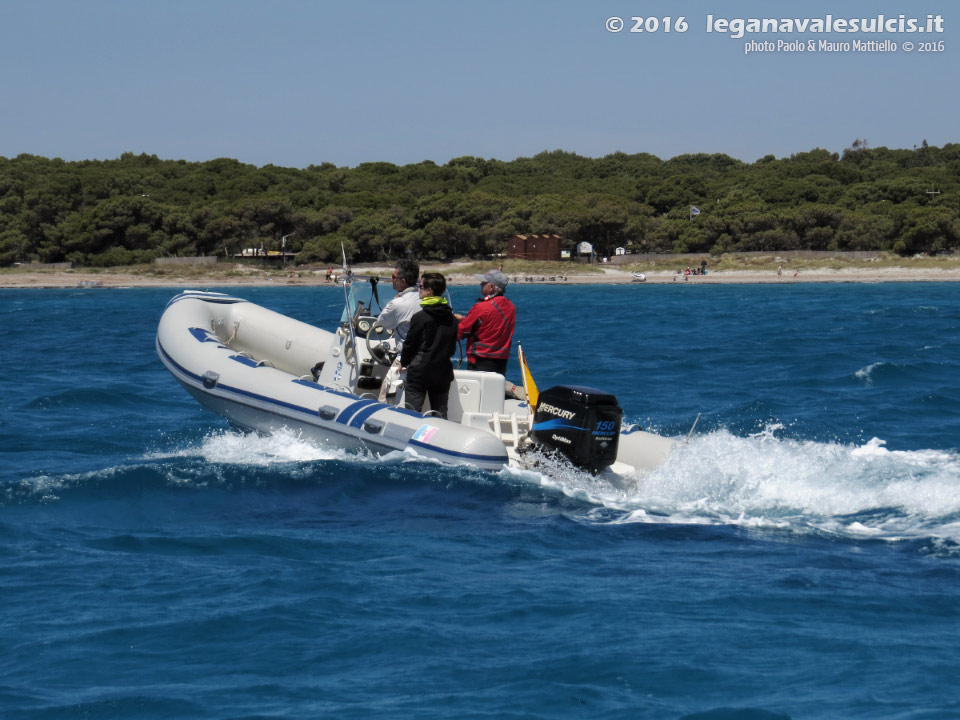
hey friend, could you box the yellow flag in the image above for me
[518,344,539,409]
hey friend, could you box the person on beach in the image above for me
[454,269,516,375]
[400,273,458,418]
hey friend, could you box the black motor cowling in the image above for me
[530,385,622,472]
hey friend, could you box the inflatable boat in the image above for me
[156,279,676,475]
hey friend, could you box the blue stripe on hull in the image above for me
[407,438,507,464]
[336,399,379,425]
[349,402,388,429]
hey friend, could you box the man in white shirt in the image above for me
[376,259,421,351]
[376,259,420,402]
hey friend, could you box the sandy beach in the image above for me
[3,263,960,289]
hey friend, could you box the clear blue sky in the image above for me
[1,0,955,168]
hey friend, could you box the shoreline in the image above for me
[3,265,960,289]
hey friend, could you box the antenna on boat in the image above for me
[339,243,362,380]
[685,413,701,443]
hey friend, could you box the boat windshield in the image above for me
[338,275,387,325]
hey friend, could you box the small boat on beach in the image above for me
[156,278,676,475]
[631,273,646,283]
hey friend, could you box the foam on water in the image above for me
[505,425,960,543]
[150,427,458,471]
[853,361,885,382]
[150,426,960,543]
[7,429,419,504]
[12,424,959,545]
[148,427,352,465]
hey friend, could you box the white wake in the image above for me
[505,426,960,543]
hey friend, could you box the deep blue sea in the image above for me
[2,282,959,720]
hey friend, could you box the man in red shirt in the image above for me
[454,269,516,375]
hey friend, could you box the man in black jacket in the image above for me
[400,273,458,418]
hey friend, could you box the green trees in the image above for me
[893,206,960,255]
[1,144,958,267]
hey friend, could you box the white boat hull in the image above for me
[157,290,675,474]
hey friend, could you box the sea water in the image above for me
[1,282,958,719]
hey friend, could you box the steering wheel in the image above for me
[364,322,395,364]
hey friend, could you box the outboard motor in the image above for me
[530,385,622,472]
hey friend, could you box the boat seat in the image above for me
[446,370,506,422]
[393,370,506,422]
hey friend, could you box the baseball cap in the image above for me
[475,269,508,290]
